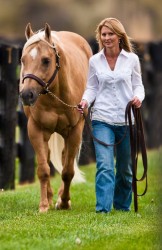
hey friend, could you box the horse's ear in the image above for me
[44,23,52,43]
[25,23,34,40]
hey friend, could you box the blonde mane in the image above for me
[24,31,60,50]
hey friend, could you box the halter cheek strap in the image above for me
[22,45,60,94]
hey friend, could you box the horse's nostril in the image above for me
[29,91,34,99]
[20,89,38,106]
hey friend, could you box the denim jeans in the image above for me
[92,120,132,213]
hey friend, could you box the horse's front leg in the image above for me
[56,121,84,209]
[56,156,74,209]
[28,119,53,212]
[37,161,53,212]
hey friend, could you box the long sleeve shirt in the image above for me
[82,49,145,124]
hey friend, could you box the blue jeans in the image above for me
[92,120,132,213]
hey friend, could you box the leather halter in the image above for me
[22,44,60,94]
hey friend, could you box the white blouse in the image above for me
[82,49,145,124]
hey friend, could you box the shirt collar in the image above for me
[100,48,130,58]
[120,49,129,57]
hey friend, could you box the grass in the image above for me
[0,148,161,250]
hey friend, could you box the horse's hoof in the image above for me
[39,202,49,213]
[39,207,49,213]
[55,197,71,210]
[55,202,60,210]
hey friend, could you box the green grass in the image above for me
[0,149,161,250]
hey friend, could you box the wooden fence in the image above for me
[0,41,35,190]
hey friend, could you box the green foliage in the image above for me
[0,149,161,250]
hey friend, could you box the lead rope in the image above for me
[127,104,148,212]
[47,90,77,108]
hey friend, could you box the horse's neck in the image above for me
[52,48,73,101]
[56,73,73,102]
[50,41,80,106]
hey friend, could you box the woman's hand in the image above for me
[77,100,88,114]
[132,96,142,108]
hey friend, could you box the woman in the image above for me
[78,17,145,213]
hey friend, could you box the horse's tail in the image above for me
[48,133,85,183]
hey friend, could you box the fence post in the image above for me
[0,43,19,190]
[17,101,36,184]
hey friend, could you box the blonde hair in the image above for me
[96,17,134,52]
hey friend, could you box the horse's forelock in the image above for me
[23,32,43,50]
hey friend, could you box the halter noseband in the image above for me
[22,44,60,94]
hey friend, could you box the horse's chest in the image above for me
[32,110,76,137]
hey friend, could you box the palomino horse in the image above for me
[19,23,92,212]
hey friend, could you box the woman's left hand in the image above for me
[132,96,142,108]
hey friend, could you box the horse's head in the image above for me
[19,23,60,106]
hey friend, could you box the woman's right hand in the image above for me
[77,99,88,114]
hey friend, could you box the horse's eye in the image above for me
[42,57,50,66]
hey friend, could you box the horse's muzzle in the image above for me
[19,89,39,106]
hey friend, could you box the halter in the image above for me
[22,44,60,94]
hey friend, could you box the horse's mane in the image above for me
[24,30,60,50]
